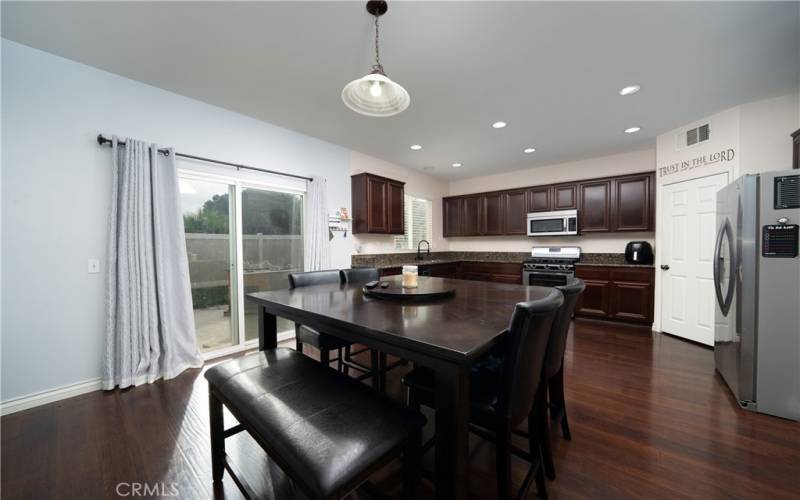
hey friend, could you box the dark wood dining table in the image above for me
[246,274,556,500]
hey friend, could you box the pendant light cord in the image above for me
[373,14,383,73]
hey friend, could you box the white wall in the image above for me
[350,151,450,255]
[1,40,353,402]
[655,106,741,186]
[447,149,657,254]
[653,92,799,332]
[740,92,799,174]
[448,149,656,195]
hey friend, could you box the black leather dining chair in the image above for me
[339,267,380,285]
[289,269,385,389]
[288,270,352,372]
[534,278,585,480]
[402,291,564,499]
[339,267,405,392]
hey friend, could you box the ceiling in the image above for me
[3,2,798,179]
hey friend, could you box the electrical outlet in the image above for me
[88,259,100,274]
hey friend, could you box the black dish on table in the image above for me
[362,276,456,302]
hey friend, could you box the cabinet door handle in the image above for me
[660,265,670,270]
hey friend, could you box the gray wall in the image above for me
[1,40,352,402]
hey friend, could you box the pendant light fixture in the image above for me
[342,1,410,117]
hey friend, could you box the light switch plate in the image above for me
[88,259,100,274]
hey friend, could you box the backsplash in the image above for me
[579,253,632,266]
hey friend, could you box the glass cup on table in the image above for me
[402,265,418,288]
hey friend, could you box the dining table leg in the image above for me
[257,304,277,351]
[435,363,470,500]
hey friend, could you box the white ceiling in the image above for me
[3,2,798,179]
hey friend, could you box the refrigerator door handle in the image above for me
[713,221,724,310]
[713,218,736,316]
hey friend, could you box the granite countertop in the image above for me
[351,251,528,270]
[352,251,654,269]
[358,259,461,270]
[356,258,526,270]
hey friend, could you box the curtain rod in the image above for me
[96,134,313,182]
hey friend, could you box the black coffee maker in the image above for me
[625,241,654,265]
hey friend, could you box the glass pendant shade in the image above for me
[342,71,410,117]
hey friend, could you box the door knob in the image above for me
[660,265,670,270]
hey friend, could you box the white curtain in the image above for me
[103,137,203,390]
[304,176,330,271]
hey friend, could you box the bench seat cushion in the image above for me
[205,348,425,499]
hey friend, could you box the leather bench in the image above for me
[205,348,425,499]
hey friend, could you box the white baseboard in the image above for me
[1,377,103,416]
[277,330,295,343]
[1,331,296,416]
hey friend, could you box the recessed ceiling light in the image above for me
[619,85,641,96]
[523,147,536,153]
[625,126,641,134]
[451,162,462,168]
[492,121,507,129]
[410,144,422,150]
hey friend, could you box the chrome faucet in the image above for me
[416,239,431,261]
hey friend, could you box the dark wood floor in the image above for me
[3,319,800,499]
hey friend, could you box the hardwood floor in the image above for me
[3,319,799,499]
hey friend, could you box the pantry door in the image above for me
[660,172,729,345]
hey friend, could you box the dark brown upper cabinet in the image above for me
[526,184,577,212]
[552,184,578,209]
[461,195,482,236]
[387,181,404,233]
[526,187,550,212]
[482,192,504,235]
[443,197,462,237]
[441,171,654,237]
[614,173,653,231]
[503,190,527,235]
[351,173,405,234]
[792,128,800,170]
[579,180,612,232]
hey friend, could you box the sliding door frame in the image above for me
[178,167,306,361]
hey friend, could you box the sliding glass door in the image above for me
[179,172,304,355]
[241,187,304,342]
[180,178,238,352]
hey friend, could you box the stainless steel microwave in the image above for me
[526,209,579,236]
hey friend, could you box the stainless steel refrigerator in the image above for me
[714,170,800,420]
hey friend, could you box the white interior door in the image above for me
[660,172,730,345]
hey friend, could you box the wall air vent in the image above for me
[676,123,711,150]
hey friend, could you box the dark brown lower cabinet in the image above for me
[575,280,612,318]
[380,266,402,277]
[574,265,654,324]
[422,263,459,278]
[458,262,522,284]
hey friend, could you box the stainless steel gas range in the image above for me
[522,247,581,287]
